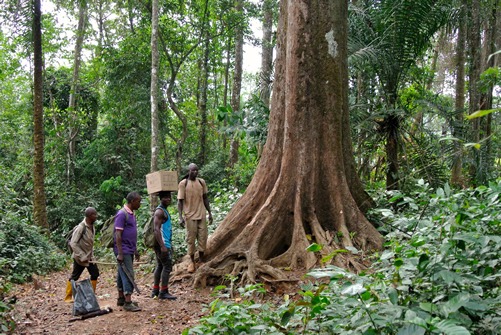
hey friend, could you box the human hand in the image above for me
[116,253,124,263]
[208,213,213,225]
[134,251,140,261]
[161,246,168,253]
[179,217,185,228]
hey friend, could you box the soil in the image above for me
[10,261,216,335]
[10,260,307,335]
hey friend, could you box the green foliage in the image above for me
[0,212,66,284]
[187,181,501,334]
[0,267,15,334]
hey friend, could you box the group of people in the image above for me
[65,163,212,312]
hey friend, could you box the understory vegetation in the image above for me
[185,180,501,335]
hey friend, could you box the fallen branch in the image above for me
[69,307,113,322]
[90,261,150,265]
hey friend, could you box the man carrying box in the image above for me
[177,163,213,273]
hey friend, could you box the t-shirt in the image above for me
[177,178,208,220]
[113,207,137,254]
[158,206,172,249]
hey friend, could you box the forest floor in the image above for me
[10,261,216,335]
[10,260,306,335]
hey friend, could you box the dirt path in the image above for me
[11,262,214,335]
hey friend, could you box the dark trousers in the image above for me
[69,259,99,281]
[153,247,172,289]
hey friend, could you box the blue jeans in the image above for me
[116,254,135,295]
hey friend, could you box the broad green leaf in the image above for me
[306,243,323,252]
[397,324,426,335]
[464,300,488,311]
[442,293,470,316]
[417,254,430,272]
[388,287,398,305]
[435,319,470,335]
[465,108,499,120]
[380,250,394,260]
[419,302,437,313]
[341,283,366,296]
[394,258,404,267]
[280,308,294,326]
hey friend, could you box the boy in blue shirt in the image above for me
[151,191,177,300]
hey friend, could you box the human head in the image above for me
[158,191,172,207]
[126,191,142,210]
[84,207,98,224]
[188,163,199,180]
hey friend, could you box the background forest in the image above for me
[0,0,500,334]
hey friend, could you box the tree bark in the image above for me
[476,0,498,185]
[191,0,383,287]
[259,0,274,108]
[198,2,211,166]
[467,0,482,186]
[451,3,466,188]
[150,0,160,210]
[228,0,244,168]
[67,0,88,186]
[33,0,48,231]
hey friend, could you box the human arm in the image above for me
[114,210,126,263]
[177,199,185,228]
[154,208,168,253]
[115,229,124,263]
[203,193,213,224]
[69,223,86,263]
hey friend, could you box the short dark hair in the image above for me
[126,191,141,203]
[158,191,171,199]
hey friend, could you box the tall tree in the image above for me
[466,0,483,185]
[259,0,275,108]
[228,0,244,168]
[451,2,466,187]
[150,0,160,209]
[193,0,382,287]
[33,0,48,230]
[197,2,211,166]
[67,0,88,185]
[349,0,452,190]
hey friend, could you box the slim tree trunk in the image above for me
[451,3,466,188]
[33,0,48,231]
[198,2,211,166]
[229,0,244,168]
[222,36,231,150]
[191,0,382,287]
[150,0,160,209]
[260,0,274,107]
[476,0,498,185]
[67,0,88,186]
[199,36,210,166]
[467,0,482,185]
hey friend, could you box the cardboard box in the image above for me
[146,170,178,194]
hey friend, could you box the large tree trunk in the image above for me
[451,3,466,188]
[150,0,160,210]
[192,0,383,287]
[33,0,48,231]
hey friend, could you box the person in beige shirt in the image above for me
[65,207,99,302]
[177,163,212,273]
